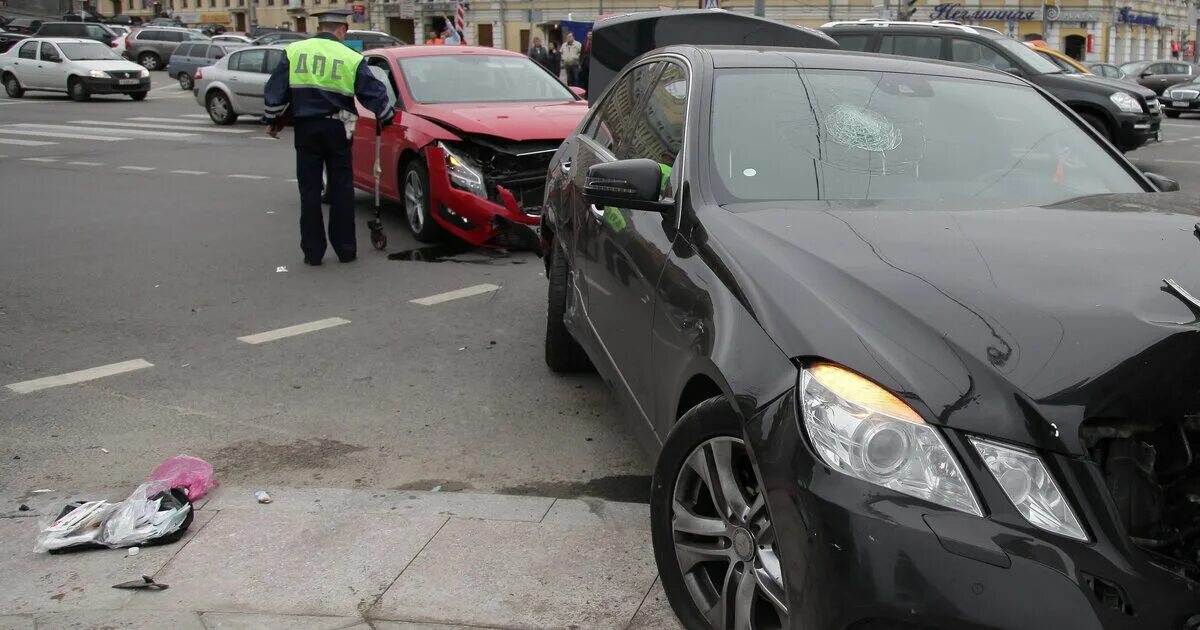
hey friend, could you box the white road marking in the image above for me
[228,174,269,180]
[180,114,211,119]
[410,284,501,306]
[170,169,208,175]
[67,161,103,166]
[237,317,351,345]
[126,116,210,125]
[22,157,58,163]
[71,120,252,134]
[119,165,156,171]
[252,136,276,141]
[0,128,127,142]
[12,123,196,139]
[1153,158,1200,165]
[0,137,56,146]
[286,178,298,182]
[6,359,154,394]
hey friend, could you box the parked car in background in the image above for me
[32,22,118,46]
[167,40,243,89]
[3,18,45,35]
[192,44,285,124]
[1,37,150,100]
[1090,62,1125,79]
[1025,42,1091,74]
[350,46,587,246]
[249,31,307,46]
[824,21,1163,151]
[544,36,1197,630]
[0,31,28,53]
[344,30,405,51]
[146,17,183,27]
[126,26,209,70]
[1162,75,1200,117]
[211,34,251,44]
[1120,60,1200,94]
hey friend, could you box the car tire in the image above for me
[206,91,237,125]
[1080,112,1112,143]
[178,72,193,90]
[138,52,161,71]
[3,73,23,98]
[402,158,443,243]
[544,243,592,373]
[1166,110,1181,118]
[652,397,790,630]
[130,91,147,101]
[68,77,89,102]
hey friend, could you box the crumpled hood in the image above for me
[706,193,1200,454]
[411,100,587,141]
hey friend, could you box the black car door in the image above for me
[574,60,688,415]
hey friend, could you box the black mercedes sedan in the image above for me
[540,46,1199,630]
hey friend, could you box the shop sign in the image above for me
[351,3,365,14]
[1045,6,1102,22]
[1117,6,1158,26]
[399,0,414,18]
[929,4,1038,22]
[200,13,228,23]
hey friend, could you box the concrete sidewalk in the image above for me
[0,486,684,630]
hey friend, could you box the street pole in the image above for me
[753,0,763,17]
[248,0,257,32]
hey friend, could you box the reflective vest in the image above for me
[286,37,362,97]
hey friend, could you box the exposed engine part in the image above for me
[443,135,559,215]
[1084,417,1200,580]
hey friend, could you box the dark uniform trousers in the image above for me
[295,117,355,261]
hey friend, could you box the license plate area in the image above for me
[1173,100,1189,107]
[119,78,139,85]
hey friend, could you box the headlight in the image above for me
[970,438,1087,541]
[800,364,982,516]
[437,142,486,199]
[1109,92,1143,113]
[88,69,111,79]
[138,68,149,78]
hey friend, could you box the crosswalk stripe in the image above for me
[0,137,56,146]
[180,113,212,119]
[170,169,208,175]
[0,128,127,142]
[11,124,196,139]
[126,116,211,125]
[72,120,253,134]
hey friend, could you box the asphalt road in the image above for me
[0,77,651,505]
[3,77,1200,507]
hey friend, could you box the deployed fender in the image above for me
[588,9,838,100]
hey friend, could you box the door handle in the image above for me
[561,158,571,173]
[589,203,604,220]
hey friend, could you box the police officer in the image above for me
[264,9,395,266]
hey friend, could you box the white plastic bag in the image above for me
[35,481,192,553]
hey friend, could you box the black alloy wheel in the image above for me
[178,72,193,90]
[653,398,789,630]
[138,52,161,71]
[130,91,147,101]
[1166,110,1181,118]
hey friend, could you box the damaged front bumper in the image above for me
[425,145,543,252]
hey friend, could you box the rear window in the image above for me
[231,48,265,72]
[880,34,942,60]
[830,33,871,52]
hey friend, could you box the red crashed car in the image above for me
[350,46,587,246]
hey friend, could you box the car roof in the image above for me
[27,37,94,43]
[821,19,1004,38]
[676,45,1027,85]
[140,26,192,32]
[368,45,524,60]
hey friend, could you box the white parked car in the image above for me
[211,34,251,44]
[1,37,151,101]
[192,44,285,124]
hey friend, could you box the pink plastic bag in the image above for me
[149,455,218,501]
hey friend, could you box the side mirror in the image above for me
[569,86,585,98]
[1140,70,1154,78]
[1144,172,1180,192]
[44,54,61,63]
[584,159,672,213]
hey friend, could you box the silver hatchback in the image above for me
[192,44,286,125]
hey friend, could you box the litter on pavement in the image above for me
[112,575,168,590]
[149,455,217,500]
[255,490,272,504]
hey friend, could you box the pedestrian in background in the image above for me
[561,31,582,87]
[579,31,592,96]
[264,9,396,266]
[425,29,444,45]
[527,36,549,69]
[546,41,562,80]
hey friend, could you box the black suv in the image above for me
[822,20,1163,152]
[33,21,118,45]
